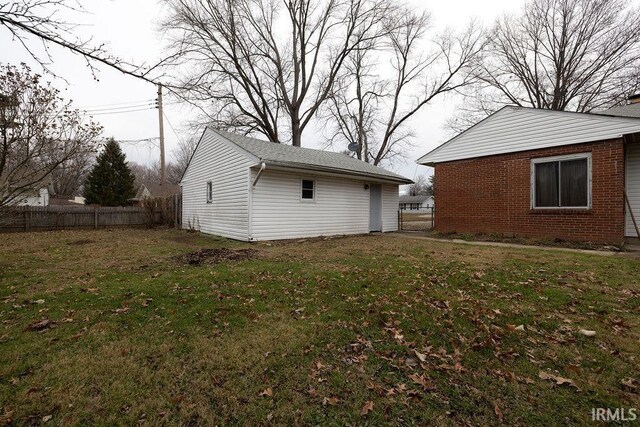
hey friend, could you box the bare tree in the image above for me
[130,157,191,187]
[449,0,640,132]
[0,63,102,207]
[171,136,198,181]
[130,162,159,189]
[323,7,486,164]
[49,148,95,196]
[162,0,391,146]
[408,175,432,196]
[0,1,163,82]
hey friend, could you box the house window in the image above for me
[531,154,591,208]
[301,179,315,200]
[206,181,213,203]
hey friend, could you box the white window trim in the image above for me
[300,179,316,202]
[206,180,213,204]
[530,153,592,209]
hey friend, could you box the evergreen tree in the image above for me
[83,139,136,206]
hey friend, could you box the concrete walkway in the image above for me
[390,232,621,256]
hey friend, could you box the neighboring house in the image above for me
[399,195,434,210]
[13,187,49,206]
[1,167,50,206]
[181,128,411,241]
[49,195,85,206]
[417,97,640,245]
[130,182,181,207]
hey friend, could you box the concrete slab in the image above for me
[390,232,618,256]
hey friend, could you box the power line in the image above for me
[75,99,156,109]
[163,111,184,146]
[85,107,155,116]
[81,102,155,113]
[98,137,159,146]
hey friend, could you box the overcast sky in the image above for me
[2,0,525,187]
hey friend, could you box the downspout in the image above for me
[252,161,266,188]
[248,161,266,242]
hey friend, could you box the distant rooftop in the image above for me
[598,102,640,119]
[132,181,180,200]
[399,195,432,204]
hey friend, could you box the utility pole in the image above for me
[157,83,166,185]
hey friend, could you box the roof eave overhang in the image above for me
[253,160,412,184]
[417,160,436,167]
[417,130,640,165]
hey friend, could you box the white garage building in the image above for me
[181,128,412,241]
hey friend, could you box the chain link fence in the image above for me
[398,207,434,231]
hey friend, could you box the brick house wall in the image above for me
[434,138,626,244]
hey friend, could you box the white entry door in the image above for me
[626,144,640,237]
[369,184,382,232]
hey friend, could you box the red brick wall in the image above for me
[434,139,625,244]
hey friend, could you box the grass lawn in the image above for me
[1,229,639,425]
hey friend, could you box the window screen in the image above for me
[533,156,589,208]
[301,180,314,200]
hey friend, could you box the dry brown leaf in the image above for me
[414,350,427,362]
[494,402,503,422]
[360,401,374,416]
[539,371,579,390]
[27,319,55,331]
[408,373,430,389]
[259,387,273,397]
[520,376,536,385]
[621,378,637,390]
[322,396,339,406]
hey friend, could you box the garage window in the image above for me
[206,181,213,203]
[301,179,315,200]
[531,153,591,208]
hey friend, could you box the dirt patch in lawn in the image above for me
[182,248,258,266]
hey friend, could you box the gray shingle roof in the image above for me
[211,129,412,184]
[399,195,432,203]
[598,103,640,119]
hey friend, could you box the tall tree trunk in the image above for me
[291,114,302,147]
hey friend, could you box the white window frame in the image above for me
[300,179,316,202]
[530,153,592,209]
[206,180,213,204]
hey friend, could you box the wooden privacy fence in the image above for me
[0,194,182,233]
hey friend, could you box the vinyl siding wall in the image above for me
[420,107,640,164]
[181,131,254,240]
[382,184,399,232]
[250,169,398,240]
